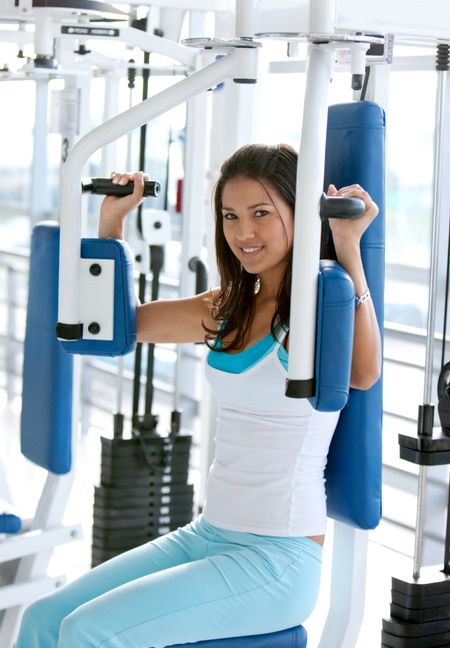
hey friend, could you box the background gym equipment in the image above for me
[89,62,197,565]
[91,432,194,566]
[91,215,195,567]
[0,223,82,647]
[382,44,450,648]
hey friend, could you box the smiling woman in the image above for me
[205,143,298,353]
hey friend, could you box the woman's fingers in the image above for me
[332,184,378,216]
[111,171,135,185]
[100,171,148,224]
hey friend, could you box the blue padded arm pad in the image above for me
[310,260,355,412]
[21,222,73,474]
[323,102,385,529]
[61,238,136,357]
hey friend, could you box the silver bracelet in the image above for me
[355,289,370,309]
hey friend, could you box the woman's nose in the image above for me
[236,220,257,242]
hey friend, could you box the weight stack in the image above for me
[91,433,194,567]
[381,404,450,647]
[382,568,450,647]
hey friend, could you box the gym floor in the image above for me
[0,385,413,648]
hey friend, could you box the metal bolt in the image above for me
[90,263,102,276]
[88,322,100,335]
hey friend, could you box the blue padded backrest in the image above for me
[61,238,136,357]
[323,102,385,529]
[168,625,307,647]
[21,222,73,475]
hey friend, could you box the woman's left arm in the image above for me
[327,184,382,390]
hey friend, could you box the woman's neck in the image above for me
[257,265,285,301]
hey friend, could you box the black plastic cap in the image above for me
[285,378,315,399]
[56,322,82,340]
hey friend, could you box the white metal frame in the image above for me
[288,41,334,385]
[317,522,370,648]
[0,361,83,648]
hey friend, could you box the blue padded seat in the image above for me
[169,625,307,647]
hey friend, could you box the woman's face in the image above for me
[221,175,294,281]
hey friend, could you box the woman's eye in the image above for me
[223,213,237,221]
[255,210,269,218]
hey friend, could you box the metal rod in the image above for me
[132,274,147,425]
[413,66,447,579]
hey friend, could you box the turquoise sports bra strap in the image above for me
[213,320,287,351]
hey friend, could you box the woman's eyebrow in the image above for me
[221,202,272,211]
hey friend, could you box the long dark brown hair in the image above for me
[203,143,298,351]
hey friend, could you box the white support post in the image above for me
[235,0,256,37]
[29,78,51,227]
[287,43,333,393]
[317,521,369,648]
[309,0,336,33]
[175,20,211,414]
[33,10,54,58]
[99,71,121,177]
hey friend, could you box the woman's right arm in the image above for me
[99,171,218,345]
[136,292,217,344]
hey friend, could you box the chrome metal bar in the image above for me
[413,65,448,579]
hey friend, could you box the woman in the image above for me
[17,143,381,647]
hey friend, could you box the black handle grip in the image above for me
[320,193,365,220]
[188,257,208,295]
[82,178,160,198]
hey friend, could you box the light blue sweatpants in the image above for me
[16,515,322,648]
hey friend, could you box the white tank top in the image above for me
[203,329,340,536]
